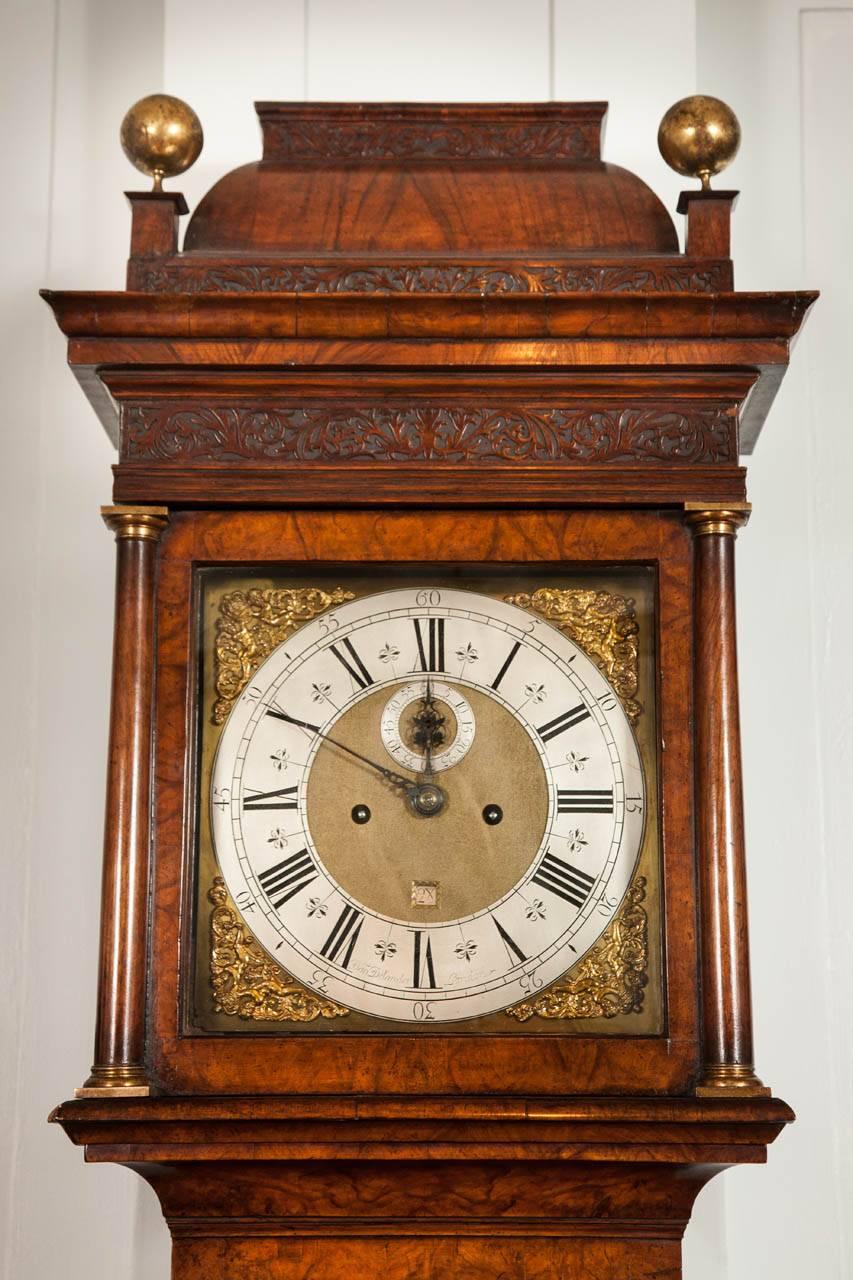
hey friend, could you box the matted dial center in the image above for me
[307,684,549,923]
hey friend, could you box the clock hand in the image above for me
[266,706,417,792]
[410,676,446,782]
[267,704,447,818]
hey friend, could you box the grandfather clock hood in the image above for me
[45,99,815,1280]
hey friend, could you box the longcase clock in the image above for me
[45,97,815,1279]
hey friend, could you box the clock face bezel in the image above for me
[209,587,646,1024]
[147,507,698,1097]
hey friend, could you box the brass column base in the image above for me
[695,1064,771,1098]
[75,1065,151,1098]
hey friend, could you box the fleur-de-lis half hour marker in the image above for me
[270,748,289,771]
[454,939,478,961]
[524,682,547,704]
[567,828,588,855]
[306,898,328,918]
[374,940,397,960]
[311,681,332,703]
[455,641,479,665]
[267,828,288,849]
[566,751,589,773]
[378,642,400,663]
[525,899,547,921]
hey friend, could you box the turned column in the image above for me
[78,505,169,1096]
[686,503,769,1097]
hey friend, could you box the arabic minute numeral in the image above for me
[519,968,543,994]
[412,1001,435,1021]
[626,795,644,814]
[598,893,619,918]
[234,889,256,914]
[597,691,617,712]
[212,787,230,811]
[415,590,441,607]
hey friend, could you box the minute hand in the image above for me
[266,706,416,794]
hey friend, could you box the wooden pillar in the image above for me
[686,503,769,1097]
[78,505,169,1097]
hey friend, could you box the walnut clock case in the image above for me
[45,101,815,1280]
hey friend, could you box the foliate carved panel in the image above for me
[208,878,350,1021]
[213,586,355,724]
[505,878,648,1020]
[261,119,599,163]
[130,260,731,295]
[125,404,736,467]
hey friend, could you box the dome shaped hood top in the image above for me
[183,102,679,260]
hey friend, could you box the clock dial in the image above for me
[210,587,645,1023]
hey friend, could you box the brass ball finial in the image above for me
[120,94,203,192]
[658,95,740,190]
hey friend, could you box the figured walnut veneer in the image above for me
[43,97,815,1280]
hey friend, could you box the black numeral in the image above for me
[413,617,445,672]
[492,917,527,964]
[242,785,299,811]
[412,930,437,989]
[556,789,614,814]
[258,848,317,909]
[321,904,364,968]
[536,704,591,742]
[532,851,596,909]
[491,639,521,691]
[330,637,374,689]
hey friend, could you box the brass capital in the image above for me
[101,504,169,542]
[685,502,751,538]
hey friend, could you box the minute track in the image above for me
[211,586,645,1023]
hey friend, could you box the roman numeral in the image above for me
[532,850,596,909]
[492,916,527,964]
[413,617,445,672]
[257,848,317,909]
[491,639,521,691]
[320,904,364,968]
[266,707,320,733]
[556,789,614,814]
[242,785,299,811]
[537,704,590,742]
[411,930,437,989]
[330,637,374,689]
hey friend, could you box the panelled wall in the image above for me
[2,3,849,1278]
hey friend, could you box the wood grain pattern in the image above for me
[81,508,167,1092]
[52,1094,792,1279]
[42,97,813,1277]
[148,508,697,1098]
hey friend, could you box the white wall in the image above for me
[1,4,849,1278]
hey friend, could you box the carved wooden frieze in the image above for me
[260,119,599,163]
[123,403,736,465]
[129,259,731,295]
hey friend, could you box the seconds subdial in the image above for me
[380,680,475,775]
